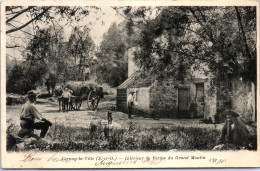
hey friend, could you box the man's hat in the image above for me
[27,90,37,100]
[27,90,36,96]
[219,109,239,122]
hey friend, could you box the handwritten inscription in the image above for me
[46,153,78,163]
[95,159,138,167]
[209,158,227,164]
[95,156,166,167]
[20,153,43,162]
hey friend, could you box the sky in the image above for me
[6,6,124,61]
[88,7,124,45]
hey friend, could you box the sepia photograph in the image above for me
[1,0,259,168]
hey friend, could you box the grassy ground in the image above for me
[7,120,222,151]
[5,94,257,151]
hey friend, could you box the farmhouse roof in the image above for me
[118,70,155,89]
[117,71,141,89]
[129,76,154,88]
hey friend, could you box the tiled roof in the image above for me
[129,77,154,88]
[117,72,141,89]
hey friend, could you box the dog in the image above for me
[107,111,113,125]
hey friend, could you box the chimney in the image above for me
[127,48,138,78]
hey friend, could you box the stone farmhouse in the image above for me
[116,50,256,123]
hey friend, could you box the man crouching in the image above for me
[213,110,250,150]
[18,90,52,139]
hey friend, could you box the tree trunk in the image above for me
[78,54,83,81]
[235,7,252,60]
[235,7,255,84]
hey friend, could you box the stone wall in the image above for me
[150,80,178,118]
[206,77,256,123]
[215,81,232,118]
[129,87,150,114]
[147,79,213,119]
[204,81,217,120]
[189,83,196,118]
[230,77,255,122]
[127,76,256,122]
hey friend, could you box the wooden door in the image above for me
[178,88,189,118]
[195,83,205,117]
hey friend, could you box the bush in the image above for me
[7,62,46,94]
[6,121,257,152]
[6,122,21,151]
[37,93,52,99]
[95,63,127,88]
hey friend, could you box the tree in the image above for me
[6,25,68,93]
[6,64,31,94]
[67,27,95,81]
[5,6,93,34]
[95,22,129,87]
[5,6,103,94]
[117,6,256,84]
[5,5,98,55]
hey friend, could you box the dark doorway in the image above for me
[178,88,189,118]
[195,83,205,118]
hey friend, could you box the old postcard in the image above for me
[1,0,259,168]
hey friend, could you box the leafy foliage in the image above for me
[67,27,95,81]
[6,6,98,94]
[6,6,96,34]
[6,61,46,94]
[7,24,95,93]
[95,63,128,87]
[95,22,129,87]
[7,27,60,93]
[120,7,256,84]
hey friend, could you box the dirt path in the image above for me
[6,95,224,131]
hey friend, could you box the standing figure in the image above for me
[127,91,135,119]
[61,87,72,112]
[18,91,52,139]
[49,74,56,95]
[45,78,50,95]
[84,65,90,81]
[217,110,250,148]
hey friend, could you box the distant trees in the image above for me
[6,6,99,94]
[6,25,95,94]
[67,27,95,81]
[7,64,36,94]
[95,22,129,87]
[7,27,58,93]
